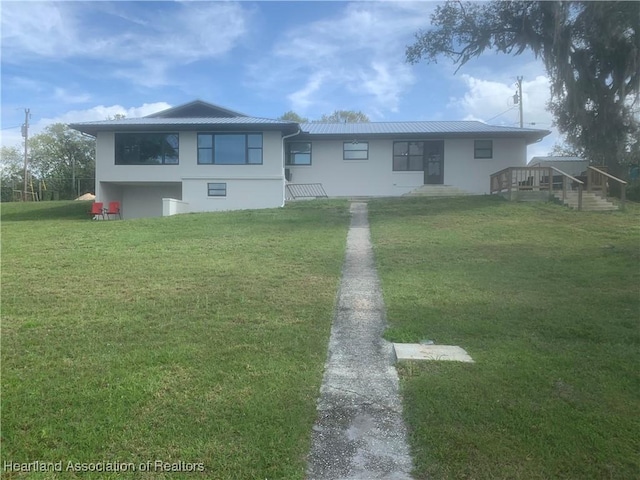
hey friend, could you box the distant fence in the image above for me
[1,178,94,202]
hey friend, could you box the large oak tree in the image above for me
[407,0,639,174]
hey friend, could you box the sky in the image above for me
[1,0,561,161]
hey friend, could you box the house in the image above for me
[70,100,550,219]
[528,156,588,177]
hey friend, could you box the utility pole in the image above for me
[515,76,524,128]
[21,108,30,201]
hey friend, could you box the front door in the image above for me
[424,141,444,185]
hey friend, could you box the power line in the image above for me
[1,125,22,130]
[485,106,517,123]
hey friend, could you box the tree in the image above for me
[278,110,370,123]
[0,146,24,201]
[29,123,95,199]
[317,110,370,123]
[406,1,639,175]
[278,111,309,123]
[549,142,582,158]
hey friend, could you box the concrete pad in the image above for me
[393,343,474,363]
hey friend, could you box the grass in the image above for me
[1,200,350,479]
[367,196,640,479]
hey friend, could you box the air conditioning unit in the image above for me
[285,168,292,182]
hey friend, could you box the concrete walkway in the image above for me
[306,202,413,480]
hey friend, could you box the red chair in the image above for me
[105,201,122,219]
[89,202,104,220]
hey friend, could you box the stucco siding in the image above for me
[444,138,526,193]
[94,130,285,216]
[286,137,528,196]
[96,131,284,182]
[182,177,284,212]
[286,139,423,196]
[120,184,182,219]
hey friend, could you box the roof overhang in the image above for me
[69,119,300,137]
[293,130,550,145]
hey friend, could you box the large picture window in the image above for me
[474,140,493,159]
[286,142,312,165]
[393,141,425,171]
[198,133,263,165]
[115,133,179,165]
[343,141,368,160]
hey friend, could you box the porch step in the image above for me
[554,191,618,211]
[404,185,474,197]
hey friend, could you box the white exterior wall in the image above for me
[182,177,284,212]
[286,139,423,197]
[444,138,526,193]
[122,184,182,219]
[94,130,285,218]
[286,137,528,196]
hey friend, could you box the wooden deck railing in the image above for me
[587,166,627,209]
[490,166,584,210]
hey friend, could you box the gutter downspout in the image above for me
[281,128,301,207]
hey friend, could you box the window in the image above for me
[392,141,424,171]
[344,141,368,160]
[197,133,263,165]
[207,183,227,197]
[115,133,179,165]
[286,142,312,165]
[474,140,493,159]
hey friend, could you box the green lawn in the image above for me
[368,196,640,480]
[1,200,350,479]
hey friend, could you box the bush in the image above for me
[626,182,640,202]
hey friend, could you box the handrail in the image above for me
[491,167,512,177]
[587,166,626,209]
[489,165,584,210]
[588,166,627,185]
[550,167,583,185]
[550,166,583,210]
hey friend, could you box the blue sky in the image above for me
[1,0,559,160]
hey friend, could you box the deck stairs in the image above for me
[554,191,618,211]
[404,185,473,197]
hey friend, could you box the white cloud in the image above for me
[288,72,328,112]
[0,2,74,58]
[447,73,559,160]
[250,2,435,117]
[448,72,554,128]
[38,103,173,125]
[1,2,250,86]
[1,103,172,149]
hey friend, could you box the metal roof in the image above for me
[70,117,300,136]
[530,156,584,162]
[146,100,248,118]
[70,108,550,144]
[301,121,546,135]
[298,121,549,144]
